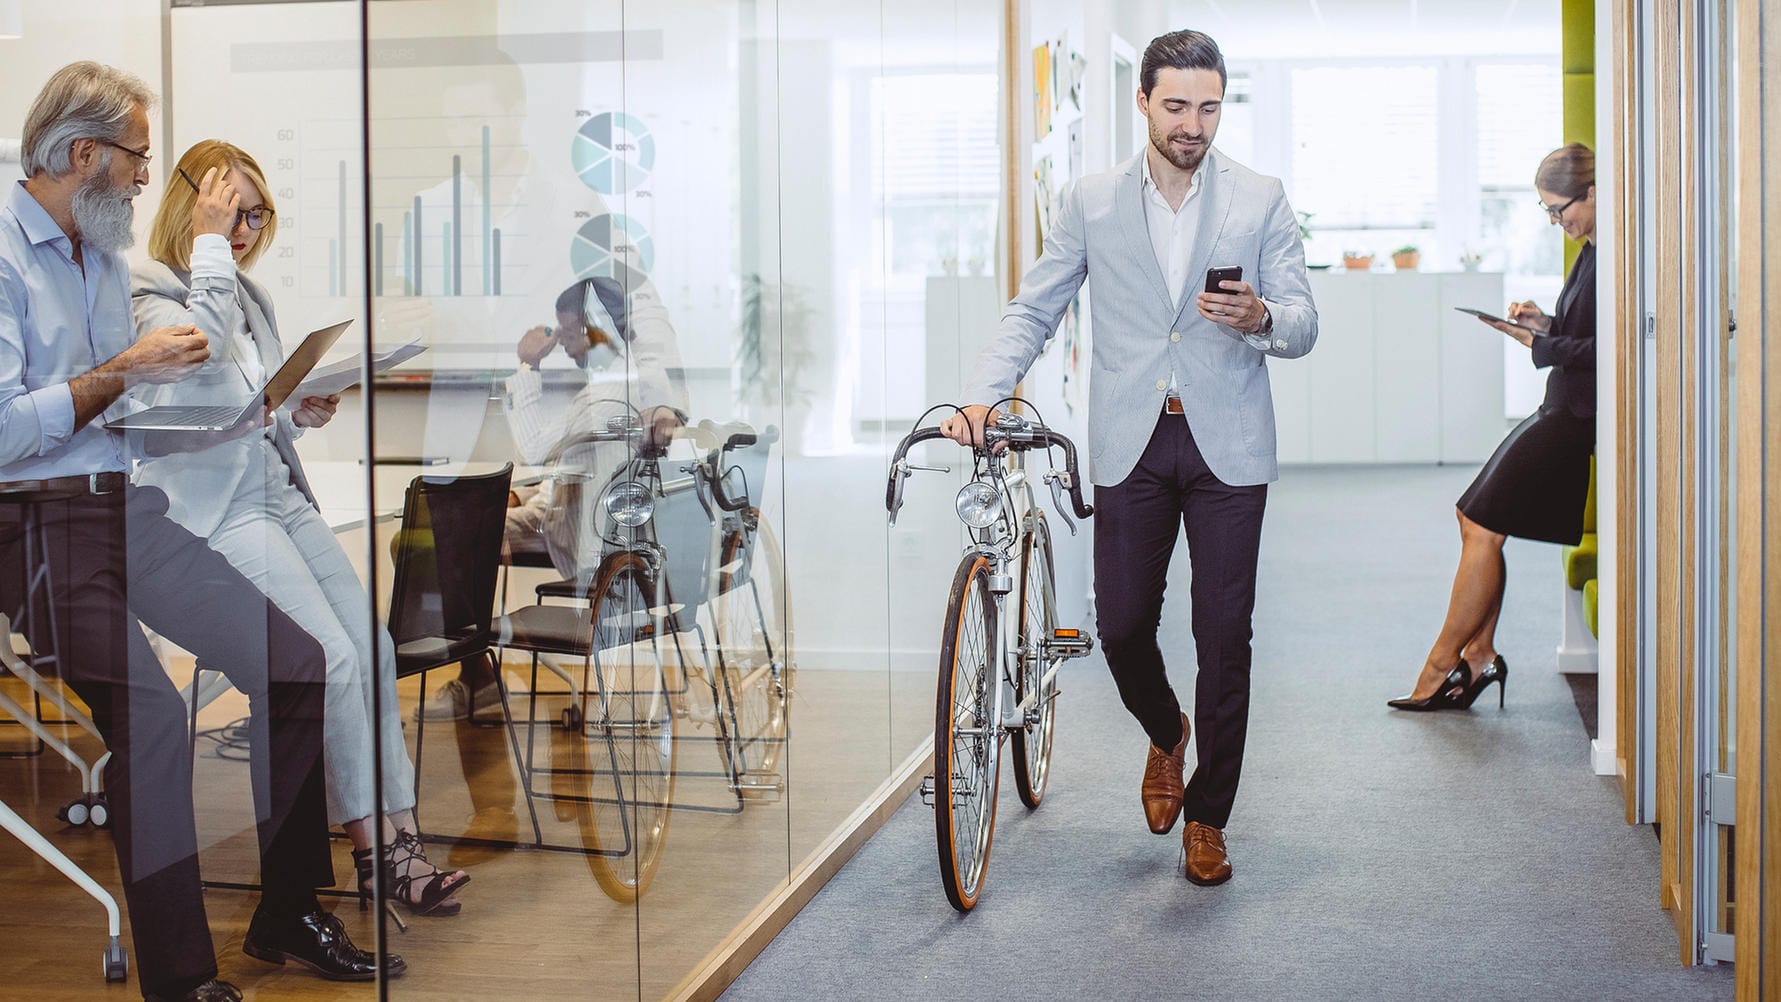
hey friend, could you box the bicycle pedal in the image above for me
[919,774,936,808]
[1043,628,1092,659]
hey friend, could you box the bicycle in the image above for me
[507,414,791,899]
[885,404,1095,912]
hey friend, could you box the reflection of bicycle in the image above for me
[886,405,1095,912]
[508,415,789,900]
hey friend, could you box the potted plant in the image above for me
[1391,244,1421,271]
[1341,250,1374,271]
[737,273,816,420]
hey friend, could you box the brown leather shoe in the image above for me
[1140,712,1191,834]
[1182,821,1232,885]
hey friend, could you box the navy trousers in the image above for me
[1093,412,1267,830]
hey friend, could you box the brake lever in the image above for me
[1045,471,1078,537]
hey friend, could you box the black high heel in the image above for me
[1454,656,1508,708]
[352,831,469,932]
[1386,662,1472,711]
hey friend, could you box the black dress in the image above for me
[1456,242,1597,545]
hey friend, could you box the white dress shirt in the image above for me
[1141,150,1274,387]
[1141,154,1204,397]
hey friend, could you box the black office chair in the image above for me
[386,464,515,817]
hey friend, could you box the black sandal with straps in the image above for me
[352,830,470,928]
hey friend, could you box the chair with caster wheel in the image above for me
[0,616,128,983]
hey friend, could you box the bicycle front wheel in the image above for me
[579,551,677,903]
[1011,513,1058,808]
[712,517,791,790]
[934,552,999,912]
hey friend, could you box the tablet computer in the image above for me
[1453,307,1542,335]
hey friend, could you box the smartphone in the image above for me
[1205,265,1243,294]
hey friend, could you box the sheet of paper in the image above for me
[289,340,428,400]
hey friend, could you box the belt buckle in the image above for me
[1164,395,1184,415]
[88,473,120,496]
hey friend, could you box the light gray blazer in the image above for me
[129,257,318,537]
[963,149,1317,487]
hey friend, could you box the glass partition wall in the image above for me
[0,1,1003,998]
[358,1,1004,997]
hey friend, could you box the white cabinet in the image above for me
[1272,271,1506,464]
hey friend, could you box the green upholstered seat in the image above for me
[1561,456,1599,637]
[1564,533,1598,591]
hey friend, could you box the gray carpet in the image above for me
[725,465,1734,1002]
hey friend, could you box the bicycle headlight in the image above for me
[603,480,655,527]
[954,481,1001,529]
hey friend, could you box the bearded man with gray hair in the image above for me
[1,62,399,1000]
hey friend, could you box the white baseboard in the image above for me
[1556,646,1600,673]
[1590,738,1618,776]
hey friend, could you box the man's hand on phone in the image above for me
[940,404,999,448]
[1197,280,1268,334]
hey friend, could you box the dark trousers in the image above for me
[8,486,332,999]
[1093,413,1266,830]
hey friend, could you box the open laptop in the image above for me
[106,320,354,431]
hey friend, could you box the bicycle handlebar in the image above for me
[698,421,778,513]
[883,417,1093,523]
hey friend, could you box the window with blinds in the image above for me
[870,73,1000,202]
[1289,65,1440,230]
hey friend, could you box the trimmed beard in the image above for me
[70,155,138,253]
[1148,118,1207,173]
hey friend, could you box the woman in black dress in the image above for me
[1390,143,1597,711]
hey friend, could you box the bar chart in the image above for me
[310,118,531,301]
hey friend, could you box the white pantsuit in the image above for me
[132,240,414,826]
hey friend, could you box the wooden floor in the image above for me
[0,657,931,1000]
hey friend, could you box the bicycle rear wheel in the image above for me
[578,551,677,902]
[934,552,999,912]
[1010,514,1058,808]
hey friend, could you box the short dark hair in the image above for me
[1140,30,1227,96]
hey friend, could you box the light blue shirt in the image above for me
[0,180,132,479]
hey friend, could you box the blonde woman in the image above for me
[131,139,469,917]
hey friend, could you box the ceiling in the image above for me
[1167,0,1562,59]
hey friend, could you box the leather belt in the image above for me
[1164,395,1184,415]
[0,472,128,500]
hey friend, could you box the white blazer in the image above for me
[129,257,317,537]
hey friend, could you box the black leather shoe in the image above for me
[146,980,242,1002]
[242,907,406,981]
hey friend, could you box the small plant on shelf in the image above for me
[1341,249,1374,271]
[1391,244,1421,271]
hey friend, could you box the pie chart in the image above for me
[572,112,654,194]
[570,214,655,284]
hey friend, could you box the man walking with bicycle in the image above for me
[941,29,1315,885]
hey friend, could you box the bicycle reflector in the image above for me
[954,481,1001,528]
[603,480,655,527]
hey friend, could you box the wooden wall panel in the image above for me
[1651,0,1684,934]
[1675,0,1700,964]
[1734,1,1779,997]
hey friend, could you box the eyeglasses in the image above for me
[98,139,152,169]
[177,168,277,231]
[1538,190,1589,221]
